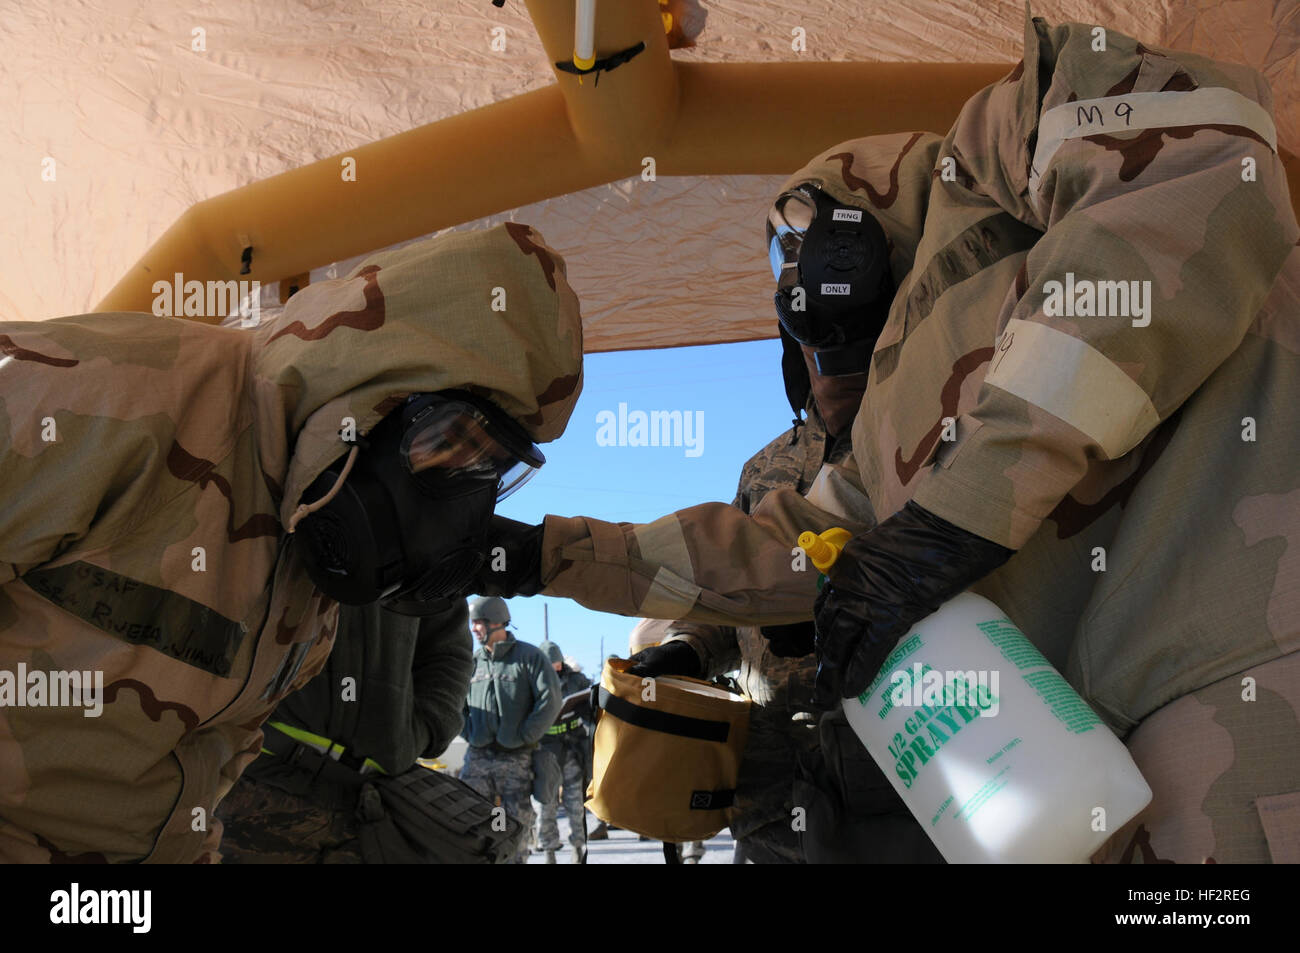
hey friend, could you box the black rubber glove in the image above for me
[626,641,703,679]
[473,515,545,598]
[811,501,1014,708]
[760,621,816,658]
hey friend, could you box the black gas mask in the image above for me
[767,184,895,377]
[294,390,544,616]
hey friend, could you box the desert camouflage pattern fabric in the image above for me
[668,406,841,709]
[533,16,1300,860]
[1092,650,1300,864]
[0,222,582,862]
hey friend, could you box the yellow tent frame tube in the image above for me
[523,0,677,167]
[97,0,1300,317]
[94,64,1013,316]
[97,84,595,316]
[661,61,1013,174]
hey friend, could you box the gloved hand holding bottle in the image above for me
[810,500,1015,708]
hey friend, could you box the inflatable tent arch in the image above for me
[6,0,1297,351]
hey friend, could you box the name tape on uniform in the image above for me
[1029,87,1279,199]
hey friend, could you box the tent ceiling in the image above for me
[2,0,1296,352]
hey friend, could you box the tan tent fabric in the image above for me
[3,1,1296,352]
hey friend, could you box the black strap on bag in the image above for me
[356,767,525,864]
[596,686,731,742]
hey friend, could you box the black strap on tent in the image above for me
[596,686,730,743]
[555,41,645,87]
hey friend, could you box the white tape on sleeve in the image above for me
[1030,87,1279,196]
[984,319,1160,458]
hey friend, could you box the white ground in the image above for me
[423,745,735,863]
[524,807,735,865]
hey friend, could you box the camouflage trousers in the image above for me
[216,776,363,864]
[537,738,589,851]
[459,745,535,864]
[1094,650,1300,864]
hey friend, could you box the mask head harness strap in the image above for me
[286,445,359,535]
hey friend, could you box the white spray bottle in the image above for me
[798,527,1152,863]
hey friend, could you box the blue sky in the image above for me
[492,337,793,673]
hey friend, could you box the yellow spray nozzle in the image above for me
[798,527,853,573]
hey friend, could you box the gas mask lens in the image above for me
[767,190,817,281]
[495,458,539,501]
[400,394,545,501]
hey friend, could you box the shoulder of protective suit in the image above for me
[948,11,1283,231]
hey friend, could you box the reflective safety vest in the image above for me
[546,717,584,736]
[262,721,388,775]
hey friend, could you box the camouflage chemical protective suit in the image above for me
[0,223,583,862]
[527,16,1300,863]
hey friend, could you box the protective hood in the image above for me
[0,221,581,863]
[246,222,584,529]
[775,132,942,306]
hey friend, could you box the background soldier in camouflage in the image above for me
[535,639,592,863]
[0,222,583,863]
[476,14,1300,864]
[461,597,561,863]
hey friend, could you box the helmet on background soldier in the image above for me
[469,595,511,625]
